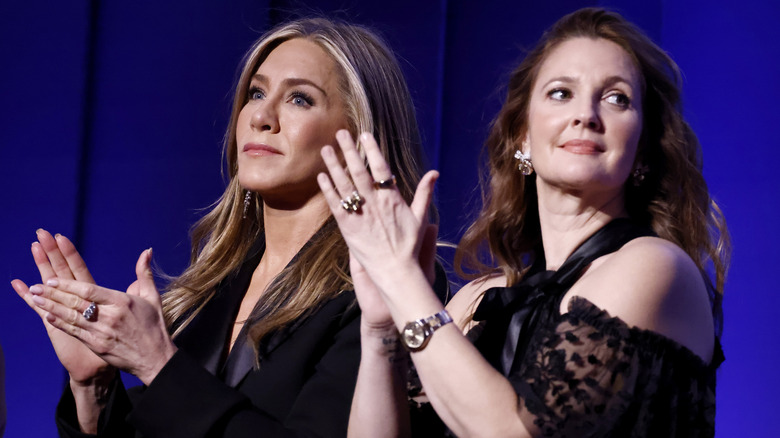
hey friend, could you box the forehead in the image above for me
[536,37,641,88]
[254,38,340,85]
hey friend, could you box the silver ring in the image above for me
[82,302,97,321]
[373,175,396,189]
[340,191,363,213]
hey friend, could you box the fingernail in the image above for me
[36,228,43,235]
[55,233,62,239]
[32,295,45,305]
[29,285,43,294]
[46,278,59,287]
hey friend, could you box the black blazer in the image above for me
[56,237,362,438]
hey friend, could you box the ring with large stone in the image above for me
[373,175,396,190]
[82,301,98,321]
[340,191,363,213]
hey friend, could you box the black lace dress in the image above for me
[414,219,724,437]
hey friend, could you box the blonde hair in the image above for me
[162,18,431,353]
[456,8,730,296]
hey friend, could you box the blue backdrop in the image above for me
[1,1,777,436]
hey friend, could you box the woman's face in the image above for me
[236,38,349,208]
[525,37,643,200]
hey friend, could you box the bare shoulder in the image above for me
[447,274,507,331]
[564,236,715,361]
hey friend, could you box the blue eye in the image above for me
[289,91,314,107]
[248,86,265,100]
[548,88,572,101]
[605,92,630,108]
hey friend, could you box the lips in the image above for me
[560,139,605,155]
[243,143,282,156]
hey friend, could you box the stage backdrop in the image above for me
[1,0,777,436]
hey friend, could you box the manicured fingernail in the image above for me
[46,278,59,287]
[32,295,45,306]
[29,285,43,294]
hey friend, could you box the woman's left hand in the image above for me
[317,130,438,296]
[29,248,177,385]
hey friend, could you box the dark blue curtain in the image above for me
[1,1,777,436]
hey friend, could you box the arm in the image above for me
[347,250,411,438]
[317,131,532,437]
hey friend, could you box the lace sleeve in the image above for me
[513,297,720,438]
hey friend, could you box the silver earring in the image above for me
[243,191,252,218]
[514,149,534,176]
[632,164,649,186]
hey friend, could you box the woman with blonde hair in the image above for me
[13,17,444,437]
[319,7,729,437]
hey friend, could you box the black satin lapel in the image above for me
[222,328,256,387]
[173,238,265,376]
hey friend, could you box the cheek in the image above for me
[235,108,251,142]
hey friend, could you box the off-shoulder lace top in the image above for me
[411,219,724,437]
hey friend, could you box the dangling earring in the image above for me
[242,191,252,218]
[514,139,534,176]
[632,163,650,186]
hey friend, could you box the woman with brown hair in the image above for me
[319,7,729,437]
[12,17,444,437]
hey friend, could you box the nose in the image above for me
[572,100,603,132]
[250,101,280,134]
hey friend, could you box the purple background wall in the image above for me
[1,1,777,435]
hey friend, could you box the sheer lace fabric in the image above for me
[514,296,721,437]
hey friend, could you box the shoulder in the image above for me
[564,236,715,361]
[447,274,507,331]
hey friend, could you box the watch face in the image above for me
[402,321,426,349]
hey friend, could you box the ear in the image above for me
[521,134,531,155]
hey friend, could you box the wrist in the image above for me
[69,366,116,390]
[137,342,177,386]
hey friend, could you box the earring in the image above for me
[243,191,252,218]
[513,149,534,176]
[632,164,650,186]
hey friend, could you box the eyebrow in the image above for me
[541,75,636,91]
[251,74,329,97]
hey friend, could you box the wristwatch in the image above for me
[399,309,453,352]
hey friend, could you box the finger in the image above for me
[337,130,374,196]
[32,289,91,330]
[317,170,346,219]
[43,278,114,305]
[410,170,439,223]
[133,248,160,304]
[31,241,56,282]
[29,283,93,315]
[36,229,75,280]
[11,279,51,320]
[43,306,88,340]
[320,142,357,201]
[54,234,95,283]
[359,132,394,184]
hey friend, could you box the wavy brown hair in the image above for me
[162,18,431,353]
[456,8,730,295]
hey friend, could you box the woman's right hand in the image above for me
[11,230,114,385]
